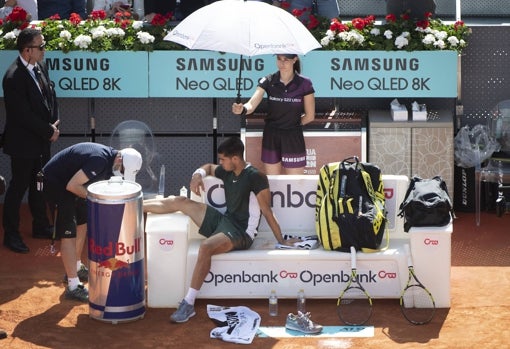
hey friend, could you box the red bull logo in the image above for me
[89,237,142,257]
[98,257,129,271]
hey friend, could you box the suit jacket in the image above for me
[1,57,59,158]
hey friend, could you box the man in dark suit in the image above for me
[2,28,60,253]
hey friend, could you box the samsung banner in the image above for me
[0,50,457,98]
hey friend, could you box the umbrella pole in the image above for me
[236,55,243,104]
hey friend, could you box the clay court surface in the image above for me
[0,206,509,349]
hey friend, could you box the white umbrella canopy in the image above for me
[164,0,321,56]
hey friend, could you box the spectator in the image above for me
[38,0,86,19]
[92,0,130,18]
[143,0,204,22]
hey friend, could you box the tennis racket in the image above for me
[337,246,373,325]
[400,244,436,325]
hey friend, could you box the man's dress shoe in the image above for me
[3,237,30,253]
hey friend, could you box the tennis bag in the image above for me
[315,156,387,252]
[398,176,453,232]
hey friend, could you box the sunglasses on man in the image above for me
[27,42,46,51]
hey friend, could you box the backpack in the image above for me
[315,156,387,252]
[398,176,454,232]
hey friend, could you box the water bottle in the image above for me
[297,289,306,314]
[158,165,165,197]
[269,290,278,316]
[180,186,188,198]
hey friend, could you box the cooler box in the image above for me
[146,212,189,308]
[409,222,453,308]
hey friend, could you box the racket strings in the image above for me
[337,286,372,326]
[400,284,435,325]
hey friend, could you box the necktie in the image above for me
[33,66,50,104]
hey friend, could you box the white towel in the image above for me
[275,234,320,250]
[207,304,260,345]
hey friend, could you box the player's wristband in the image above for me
[192,168,206,178]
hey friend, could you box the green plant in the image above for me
[318,12,470,53]
[0,7,185,52]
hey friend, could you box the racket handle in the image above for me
[404,243,413,267]
[350,246,357,269]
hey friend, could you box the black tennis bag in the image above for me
[315,156,387,252]
[398,176,453,232]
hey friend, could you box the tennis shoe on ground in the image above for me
[63,264,89,284]
[285,311,323,334]
[64,284,89,302]
[170,299,196,323]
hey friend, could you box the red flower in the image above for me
[351,17,366,30]
[89,10,107,20]
[151,13,170,26]
[454,20,465,31]
[424,11,433,19]
[365,15,375,25]
[416,20,430,29]
[307,14,319,30]
[281,1,290,10]
[401,13,410,20]
[69,13,82,25]
[49,14,61,20]
[0,19,3,26]
[330,18,348,33]
[6,6,29,22]
[292,8,305,17]
[385,14,396,23]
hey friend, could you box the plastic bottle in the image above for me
[269,290,278,316]
[158,165,165,197]
[297,289,306,314]
[180,186,188,198]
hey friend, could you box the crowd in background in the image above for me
[0,0,341,22]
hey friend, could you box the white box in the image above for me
[391,108,408,121]
[409,223,453,308]
[413,105,427,121]
[146,212,189,308]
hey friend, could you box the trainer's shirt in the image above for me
[43,142,117,188]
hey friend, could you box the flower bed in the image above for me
[0,6,469,53]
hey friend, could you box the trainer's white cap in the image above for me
[120,148,142,181]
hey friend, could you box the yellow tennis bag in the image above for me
[315,156,387,252]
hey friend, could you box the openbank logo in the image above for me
[158,238,175,252]
[204,269,397,287]
[424,238,440,246]
[206,184,316,209]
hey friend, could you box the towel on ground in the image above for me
[207,304,260,345]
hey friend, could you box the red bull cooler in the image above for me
[87,177,145,323]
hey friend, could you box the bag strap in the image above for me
[359,166,389,252]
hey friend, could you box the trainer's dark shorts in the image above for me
[261,125,306,168]
[43,181,87,239]
[199,206,253,250]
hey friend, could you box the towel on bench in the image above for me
[275,234,320,250]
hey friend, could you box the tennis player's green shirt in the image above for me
[214,164,268,238]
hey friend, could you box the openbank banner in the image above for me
[0,50,457,98]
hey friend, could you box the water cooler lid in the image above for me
[87,176,142,201]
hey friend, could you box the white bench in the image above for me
[145,175,452,308]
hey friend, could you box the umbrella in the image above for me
[164,0,321,101]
